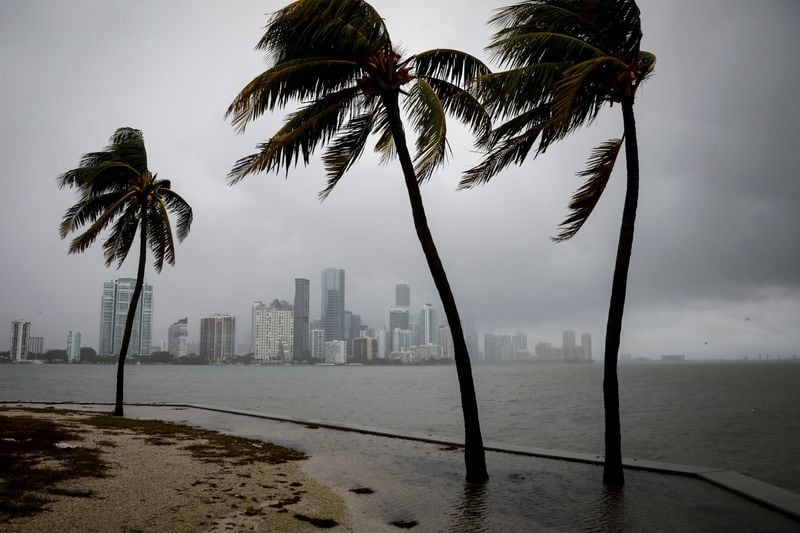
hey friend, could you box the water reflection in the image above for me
[591,486,626,532]
[448,481,489,532]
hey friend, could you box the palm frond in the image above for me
[103,203,140,268]
[420,77,491,138]
[488,31,604,69]
[372,107,396,164]
[147,201,177,272]
[553,137,623,242]
[259,0,391,64]
[228,86,363,183]
[67,192,135,256]
[412,49,490,89]
[59,190,132,239]
[159,188,193,241]
[474,63,561,119]
[460,128,543,189]
[550,55,626,132]
[320,109,377,200]
[405,79,448,182]
[226,58,361,133]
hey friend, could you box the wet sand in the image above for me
[1,408,348,532]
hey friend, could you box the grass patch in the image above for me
[0,414,108,521]
[81,415,307,465]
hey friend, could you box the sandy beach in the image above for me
[0,407,348,532]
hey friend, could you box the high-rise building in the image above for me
[387,306,410,352]
[438,325,454,359]
[293,278,310,361]
[168,318,188,357]
[462,315,480,360]
[10,320,30,362]
[484,333,513,362]
[352,336,378,363]
[321,268,345,341]
[581,333,592,361]
[252,301,294,362]
[324,340,347,364]
[395,284,410,307]
[66,331,81,363]
[563,329,583,361]
[27,336,44,355]
[418,304,438,345]
[310,328,326,361]
[98,278,153,357]
[200,314,235,362]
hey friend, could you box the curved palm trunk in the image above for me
[602,97,640,488]
[113,208,148,417]
[382,91,488,483]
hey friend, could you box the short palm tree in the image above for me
[461,0,655,488]
[226,0,491,482]
[58,127,193,417]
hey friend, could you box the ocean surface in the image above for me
[2,361,799,493]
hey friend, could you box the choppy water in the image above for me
[2,362,799,492]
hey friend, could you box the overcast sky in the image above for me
[1,0,798,359]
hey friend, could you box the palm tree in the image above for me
[460,0,655,488]
[58,127,193,417]
[226,0,491,482]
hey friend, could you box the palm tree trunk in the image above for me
[602,96,640,488]
[382,90,488,483]
[113,208,148,417]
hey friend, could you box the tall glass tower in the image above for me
[98,278,153,356]
[321,268,345,341]
[293,278,310,361]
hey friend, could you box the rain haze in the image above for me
[1,0,798,359]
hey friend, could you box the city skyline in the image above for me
[1,1,798,360]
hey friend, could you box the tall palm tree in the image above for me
[226,0,491,482]
[461,0,655,488]
[58,127,193,417]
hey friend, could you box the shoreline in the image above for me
[3,402,799,530]
[0,406,349,532]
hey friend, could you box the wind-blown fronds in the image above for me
[552,138,623,242]
[320,109,377,199]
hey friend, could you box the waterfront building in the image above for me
[392,328,412,353]
[10,320,30,362]
[66,331,81,363]
[27,336,44,355]
[321,268,345,341]
[387,307,410,352]
[168,318,188,357]
[293,278,310,361]
[418,304,438,346]
[395,284,410,307]
[581,333,592,361]
[437,325,454,359]
[535,341,563,361]
[462,315,481,360]
[484,333,513,362]
[375,329,388,359]
[252,301,294,362]
[310,328,326,361]
[324,340,347,364]
[413,343,442,362]
[98,278,153,357]
[352,336,378,363]
[200,314,235,362]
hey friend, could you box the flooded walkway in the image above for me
[17,403,800,532]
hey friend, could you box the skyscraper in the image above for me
[200,314,235,362]
[27,336,44,356]
[168,318,188,357]
[418,303,438,345]
[66,331,81,363]
[10,320,30,362]
[581,333,592,361]
[310,329,325,361]
[387,306,410,352]
[395,284,410,307]
[293,278,310,361]
[321,268,345,341]
[98,278,153,357]
[252,301,294,362]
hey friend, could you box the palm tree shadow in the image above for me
[447,481,490,533]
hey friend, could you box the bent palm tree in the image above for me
[58,127,193,417]
[227,0,491,482]
[461,0,655,488]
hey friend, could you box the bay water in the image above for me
[2,361,798,493]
